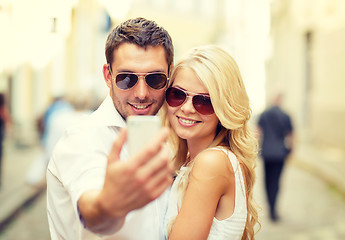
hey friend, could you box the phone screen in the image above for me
[127,116,161,156]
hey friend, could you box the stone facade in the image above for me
[266,0,345,149]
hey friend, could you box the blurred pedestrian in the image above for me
[43,93,93,163]
[257,93,294,221]
[0,93,11,189]
[26,96,73,186]
[26,94,92,186]
[37,96,74,149]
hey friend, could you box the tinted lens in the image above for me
[116,74,138,90]
[146,73,167,89]
[193,95,214,115]
[166,87,214,115]
[166,87,187,107]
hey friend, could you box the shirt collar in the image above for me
[92,95,126,128]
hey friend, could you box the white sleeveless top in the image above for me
[164,148,247,240]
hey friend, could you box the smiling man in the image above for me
[46,17,174,240]
[105,43,167,118]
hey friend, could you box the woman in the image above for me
[162,45,260,240]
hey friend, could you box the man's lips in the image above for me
[130,103,151,109]
[129,103,153,114]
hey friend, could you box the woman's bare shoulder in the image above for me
[192,148,234,178]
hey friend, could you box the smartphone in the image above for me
[127,115,162,156]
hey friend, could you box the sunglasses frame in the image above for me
[108,65,168,90]
[165,86,215,115]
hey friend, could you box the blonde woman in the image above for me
[162,45,260,240]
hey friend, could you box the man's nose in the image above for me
[134,76,149,99]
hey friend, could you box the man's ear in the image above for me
[103,64,112,89]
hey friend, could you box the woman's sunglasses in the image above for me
[108,66,168,90]
[165,87,214,115]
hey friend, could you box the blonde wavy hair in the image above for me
[161,45,260,239]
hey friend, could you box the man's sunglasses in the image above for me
[165,87,214,115]
[108,66,168,90]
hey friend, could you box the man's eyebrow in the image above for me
[115,66,167,74]
[117,70,166,73]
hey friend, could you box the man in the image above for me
[46,17,174,239]
[257,93,294,222]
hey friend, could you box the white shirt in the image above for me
[47,95,169,240]
[164,148,247,240]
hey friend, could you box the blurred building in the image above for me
[266,0,345,150]
[0,0,109,146]
[0,0,269,146]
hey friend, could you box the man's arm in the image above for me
[78,190,125,235]
[78,128,173,235]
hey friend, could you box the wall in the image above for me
[267,0,345,149]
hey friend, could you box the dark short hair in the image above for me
[105,17,174,73]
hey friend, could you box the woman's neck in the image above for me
[187,138,214,161]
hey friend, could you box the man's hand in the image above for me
[78,127,173,234]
